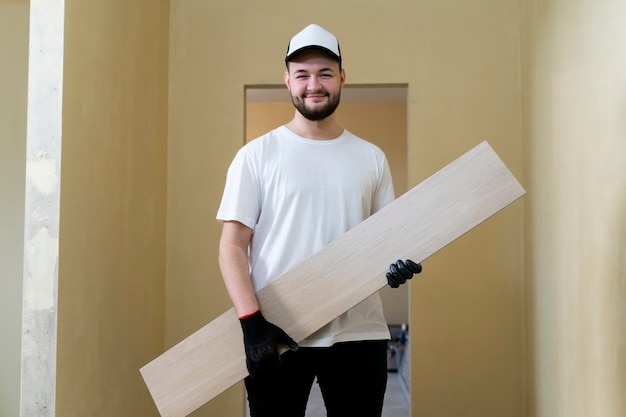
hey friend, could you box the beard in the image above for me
[290,90,341,121]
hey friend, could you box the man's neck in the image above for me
[284,112,344,140]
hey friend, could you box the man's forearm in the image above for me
[218,235,259,317]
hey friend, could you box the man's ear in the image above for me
[284,70,291,90]
[340,68,346,87]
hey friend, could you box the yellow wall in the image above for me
[56,1,169,416]
[168,1,524,416]
[19,0,625,416]
[0,1,29,416]
[407,2,525,416]
[521,1,626,416]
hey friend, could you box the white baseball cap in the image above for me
[285,24,342,64]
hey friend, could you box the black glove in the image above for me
[239,310,298,377]
[386,259,422,288]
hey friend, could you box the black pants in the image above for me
[244,339,389,417]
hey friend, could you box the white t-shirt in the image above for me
[217,126,395,347]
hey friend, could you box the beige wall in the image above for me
[0,1,29,416]
[55,1,169,416]
[15,0,624,416]
[406,2,525,416]
[521,1,626,416]
[168,1,524,416]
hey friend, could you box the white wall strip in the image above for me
[20,1,65,416]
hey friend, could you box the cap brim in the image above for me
[285,46,341,63]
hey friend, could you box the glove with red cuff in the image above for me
[239,310,298,377]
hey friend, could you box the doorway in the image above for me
[244,84,410,416]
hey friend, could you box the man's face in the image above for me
[284,50,345,121]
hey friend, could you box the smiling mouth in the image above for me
[304,94,328,100]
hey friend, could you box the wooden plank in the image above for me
[140,141,526,417]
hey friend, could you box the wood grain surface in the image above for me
[140,141,526,417]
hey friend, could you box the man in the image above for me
[217,23,421,417]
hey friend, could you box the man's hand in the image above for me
[239,310,299,377]
[386,259,422,288]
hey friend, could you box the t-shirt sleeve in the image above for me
[371,155,395,214]
[216,147,261,230]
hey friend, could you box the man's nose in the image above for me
[307,76,322,90]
